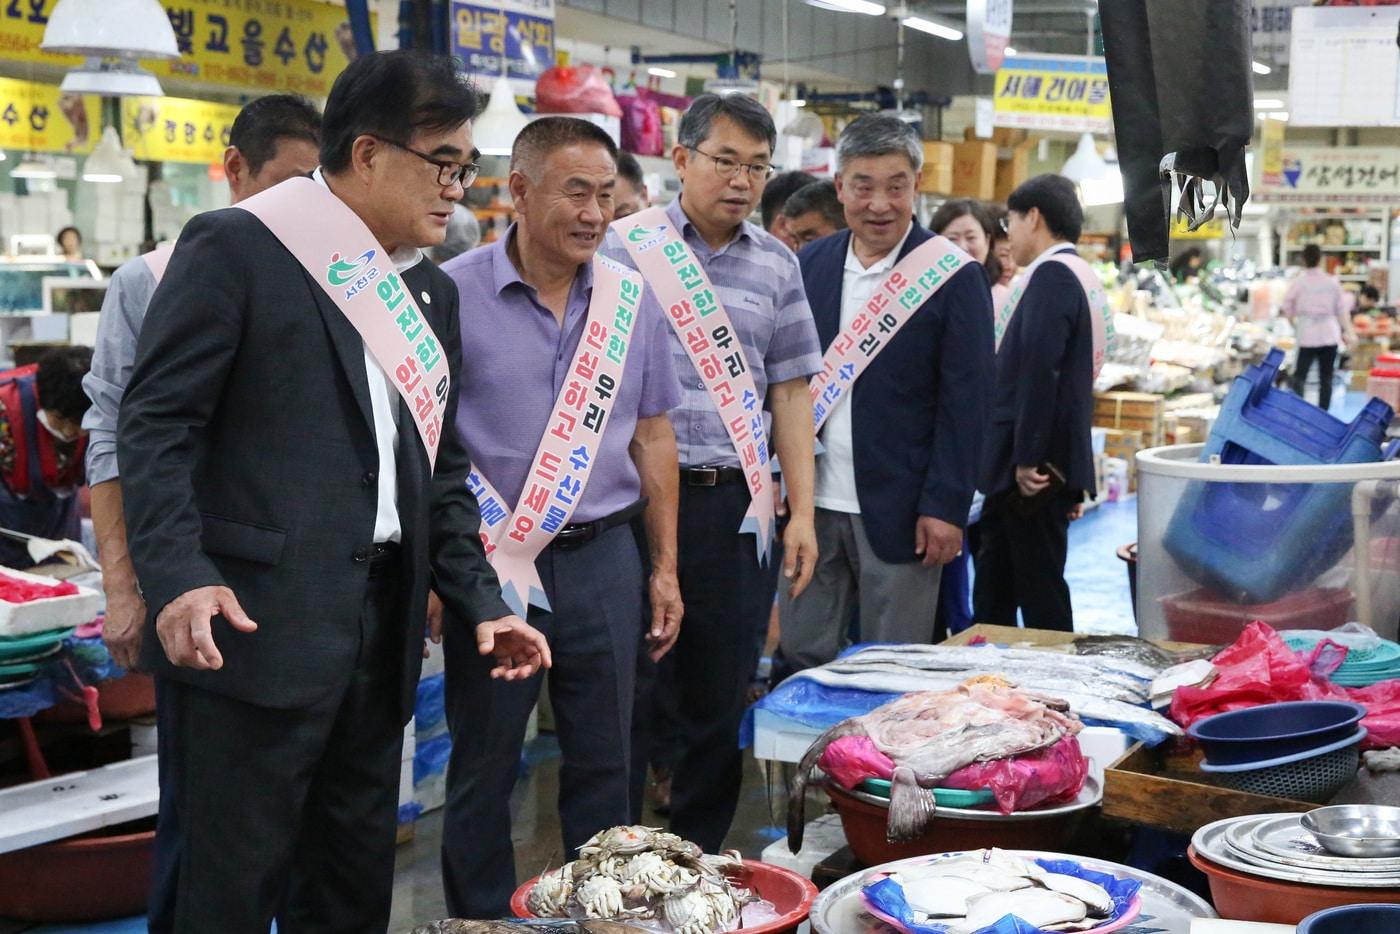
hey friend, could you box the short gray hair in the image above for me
[678,93,777,153]
[835,113,923,174]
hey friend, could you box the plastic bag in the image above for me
[618,94,663,156]
[535,64,622,117]
[819,735,893,789]
[1171,621,1400,749]
[939,736,1089,814]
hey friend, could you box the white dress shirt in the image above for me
[814,223,914,514]
[313,169,418,544]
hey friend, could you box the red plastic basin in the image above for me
[1188,845,1400,924]
[512,858,817,934]
[0,820,153,921]
[1162,586,1353,644]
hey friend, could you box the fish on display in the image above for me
[1072,633,1220,669]
[409,921,650,933]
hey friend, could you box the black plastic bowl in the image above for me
[1187,701,1368,766]
[1299,904,1400,933]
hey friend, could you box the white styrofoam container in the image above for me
[0,566,103,638]
[760,813,846,879]
[0,754,158,855]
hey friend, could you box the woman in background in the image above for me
[56,226,84,263]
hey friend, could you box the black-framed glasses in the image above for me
[690,146,774,182]
[371,135,480,188]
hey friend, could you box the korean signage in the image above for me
[0,0,367,98]
[121,96,241,164]
[993,54,1111,134]
[967,0,1013,75]
[1260,118,1285,188]
[450,0,554,82]
[0,77,99,155]
[1170,215,1226,241]
[1257,148,1400,204]
[1251,0,1310,68]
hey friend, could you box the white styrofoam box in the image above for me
[421,638,445,679]
[1091,426,1108,457]
[0,566,103,637]
[752,708,825,764]
[129,720,158,759]
[0,754,158,854]
[1189,922,1292,934]
[1079,725,1131,777]
[402,719,416,761]
[760,813,846,880]
[398,756,414,807]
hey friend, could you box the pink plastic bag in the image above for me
[535,65,622,117]
[618,94,663,156]
[1171,621,1400,749]
[939,736,1090,814]
[819,735,893,789]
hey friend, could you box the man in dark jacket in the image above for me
[976,173,1097,632]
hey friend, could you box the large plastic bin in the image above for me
[1138,444,1400,643]
[1163,350,1391,604]
[1368,368,1400,413]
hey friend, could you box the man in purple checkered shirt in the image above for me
[602,93,823,852]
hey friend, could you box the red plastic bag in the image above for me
[1171,621,1400,749]
[819,735,893,789]
[535,65,622,117]
[939,736,1090,814]
[618,94,663,156]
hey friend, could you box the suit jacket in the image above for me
[981,246,1096,499]
[799,223,994,564]
[119,208,511,720]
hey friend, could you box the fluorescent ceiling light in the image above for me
[11,155,56,180]
[790,99,807,107]
[1267,111,1289,122]
[807,0,886,15]
[903,16,964,40]
[1252,60,1272,75]
[1004,47,1019,56]
[1253,97,1285,109]
[647,67,677,78]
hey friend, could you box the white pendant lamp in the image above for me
[82,127,127,183]
[1060,132,1108,183]
[11,155,56,180]
[474,75,529,157]
[42,0,179,97]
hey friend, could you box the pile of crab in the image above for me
[526,826,763,934]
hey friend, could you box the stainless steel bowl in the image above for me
[1303,806,1400,858]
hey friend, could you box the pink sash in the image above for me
[234,178,450,465]
[994,249,1115,378]
[141,243,175,283]
[467,255,642,616]
[613,207,776,562]
[810,235,973,433]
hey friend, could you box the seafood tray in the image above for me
[0,567,101,639]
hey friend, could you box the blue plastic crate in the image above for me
[1163,350,1392,603]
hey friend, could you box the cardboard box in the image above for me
[994,143,1032,203]
[993,127,1030,148]
[1094,391,1165,447]
[951,141,997,199]
[918,141,955,194]
[1103,427,1145,491]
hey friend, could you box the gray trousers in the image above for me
[778,508,942,672]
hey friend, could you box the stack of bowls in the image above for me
[0,626,73,691]
[1187,701,1368,803]
[1283,634,1400,687]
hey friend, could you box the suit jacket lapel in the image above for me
[304,274,377,436]
[813,231,851,351]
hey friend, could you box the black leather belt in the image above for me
[680,465,746,486]
[550,499,647,551]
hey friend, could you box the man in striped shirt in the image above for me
[603,93,821,851]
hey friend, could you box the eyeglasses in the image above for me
[371,135,480,188]
[999,215,1010,234]
[690,146,774,182]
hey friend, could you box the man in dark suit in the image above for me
[776,114,994,675]
[976,174,1096,632]
[118,51,550,932]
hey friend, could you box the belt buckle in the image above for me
[690,467,719,487]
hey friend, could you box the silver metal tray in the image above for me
[809,849,1215,934]
[1242,814,1400,873]
[840,774,1102,822]
[1194,817,1400,889]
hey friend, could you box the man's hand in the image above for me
[423,589,444,658]
[782,512,818,600]
[155,585,257,670]
[102,585,147,672]
[914,516,962,568]
[1067,502,1086,522]
[1016,465,1050,498]
[646,569,684,662]
[476,615,552,680]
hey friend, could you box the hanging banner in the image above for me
[992,54,1112,134]
[1170,216,1226,240]
[1256,147,1400,204]
[121,96,241,165]
[967,0,1013,75]
[1260,117,1285,189]
[0,0,368,97]
[0,77,98,155]
[449,0,555,82]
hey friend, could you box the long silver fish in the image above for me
[409,922,649,934]
[836,646,1155,697]
[843,643,1160,683]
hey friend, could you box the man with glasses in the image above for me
[605,92,821,852]
[117,51,548,930]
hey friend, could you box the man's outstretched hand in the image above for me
[156,585,257,670]
[476,615,552,680]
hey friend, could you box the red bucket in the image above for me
[511,858,817,934]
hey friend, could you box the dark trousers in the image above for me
[148,565,406,933]
[665,481,780,852]
[1293,344,1339,412]
[973,493,1074,632]
[441,524,643,919]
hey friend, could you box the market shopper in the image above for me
[86,93,322,675]
[0,347,92,567]
[781,179,846,249]
[976,174,1104,633]
[615,150,649,218]
[438,116,682,918]
[761,169,817,252]
[1284,243,1355,413]
[606,92,822,852]
[117,52,549,932]
[988,205,1015,309]
[776,115,993,675]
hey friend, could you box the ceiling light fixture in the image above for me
[11,154,56,180]
[647,67,677,78]
[82,126,127,183]
[902,16,964,40]
[43,0,179,97]
[1267,110,1289,122]
[1252,60,1272,75]
[806,0,886,15]
[473,75,530,157]
[1004,46,1019,56]
[1253,97,1285,109]
[790,99,807,108]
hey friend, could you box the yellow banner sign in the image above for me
[1,0,366,97]
[1260,118,1285,188]
[1171,215,1226,240]
[993,54,1112,134]
[0,77,99,154]
[121,95,242,164]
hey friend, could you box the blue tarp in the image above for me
[0,635,120,720]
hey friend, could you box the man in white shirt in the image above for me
[776,114,995,675]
